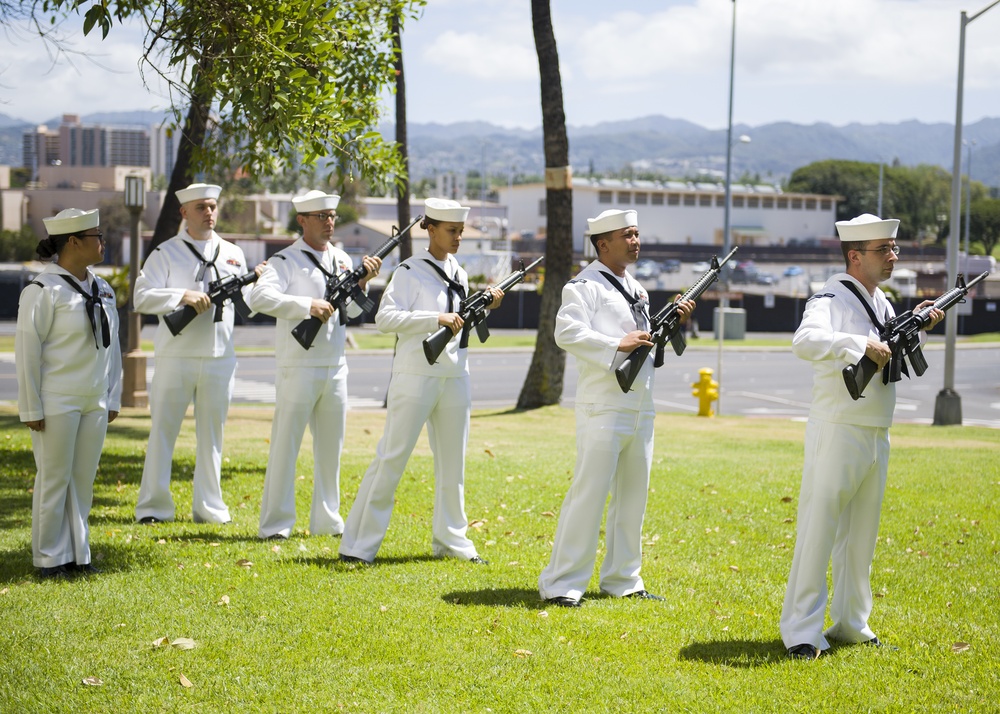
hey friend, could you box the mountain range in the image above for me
[2,111,998,188]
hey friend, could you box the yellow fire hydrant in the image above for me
[691,367,719,417]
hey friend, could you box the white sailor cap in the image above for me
[587,209,637,236]
[292,190,341,213]
[424,197,470,223]
[42,207,99,236]
[175,182,222,205]
[835,213,899,242]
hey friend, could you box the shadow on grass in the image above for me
[0,539,163,585]
[678,639,788,668]
[440,587,548,609]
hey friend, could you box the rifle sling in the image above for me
[303,250,348,325]
[599,271,650,332]
[839,279,908,384]
[422,260,466,313]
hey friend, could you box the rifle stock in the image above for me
[422,256,543,365]
[291,215,421,350]
[842,270,988,400]
[614,246,738,393]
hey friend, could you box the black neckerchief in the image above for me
[422,259,466,312]
[57,274,111,349]
[183,240,221,283]
[599,270,650,331]
[303,249,348,325]
[840,279,908,383]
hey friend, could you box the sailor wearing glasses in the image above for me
[781,214,944,660]
[16,208,122,578]
[247,190,380,540]
[133,183,261,525]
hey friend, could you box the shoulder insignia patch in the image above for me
[808,292,835,301]
[567,278,587,284]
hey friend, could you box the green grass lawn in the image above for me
[0,405,997,711]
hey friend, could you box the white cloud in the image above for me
[420,30,537,82]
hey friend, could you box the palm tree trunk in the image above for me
[392,11,412,260]
[517,0,572,409]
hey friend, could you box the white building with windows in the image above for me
[498,177,840,252]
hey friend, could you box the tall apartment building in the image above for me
[58,114,150,168]
[22,125,61,182]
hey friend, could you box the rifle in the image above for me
[422,256,544,365]
[615,246,738,393]
[163,271,259,337]
[842,270,989,400]
[290,215,422,350]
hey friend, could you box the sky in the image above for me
[1,0,999,131]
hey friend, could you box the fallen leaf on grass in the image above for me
[217,595,230,607]
[951,642,971,653]
[780,496,793,503]
[153,636,197,650]
[179,673,193,688]
[541,511,555,518]
[728,565,740,572]
[469,519,485,529]
[157,539,167,545]
[0,588,8,595]
[236,559,253,568]
[209,542,221,548]
[484,449,495,458]
[538,611,548,619]
[271,545,281,553]
[82,676,103,686]
[513,649,533,658]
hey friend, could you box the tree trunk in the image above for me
[147,57,215,257]
[517,0,572,409]
[392,11,412,260]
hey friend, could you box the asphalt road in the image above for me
[5,326,994,427]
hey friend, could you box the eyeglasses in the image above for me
[78,231,105,241]
[854,244,900,257]
[303,212,337,222]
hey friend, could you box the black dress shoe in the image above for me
[339,554,373,565]
[468,555,489,565]
[38,565,70,579]
[624,589,665,601]
[544,596,581,608]
[787,643,821,660]
[262,533,288,541]
[72,563,101,575]
[138,516,162,524]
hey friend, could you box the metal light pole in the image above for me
[716,0,739,416]
[963,140,975,262]
[934,0,1000,426]
[121,174,148,408]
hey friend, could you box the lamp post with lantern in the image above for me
[121,174,148,408]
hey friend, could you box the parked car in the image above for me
[635,259,660,279]
[691,261,710,273]
[661,259,682,273]
[783,265,804,277]
[756,272,776,286]
[731,260,758,284]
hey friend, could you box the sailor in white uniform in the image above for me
[133,183,260,524]
[338,198,502,564]
[781,214,944,660]
[16,208,122,578]
[247,190,380,540]
[538,209,693,607]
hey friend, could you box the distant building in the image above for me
[22,125,60,182]
[498,178,840,252]
[58,114,150,168]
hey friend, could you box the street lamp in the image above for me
[716,0,745,416]
[121,174,148,408]
[934,0,1000,426]
[963,139,976,264]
